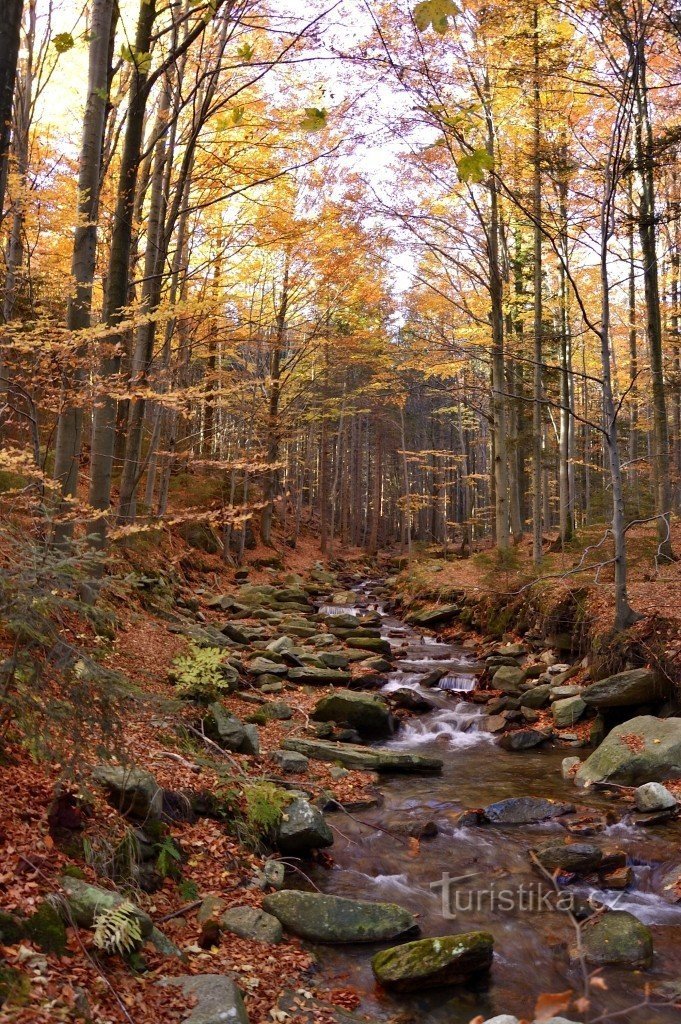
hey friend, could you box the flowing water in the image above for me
[306,584,681,1023]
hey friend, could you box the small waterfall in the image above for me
[438,675,476,693]
[318,604,359,617]
[390,704,492,749]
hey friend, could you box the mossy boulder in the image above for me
[0,962,30,1007]
[345,636,392,656]
[274,797,333,855]
[371,932,494,992]
[177,521,221,554]
[262,891,417,943]
[59,877,153,937]
[405,604,459,627]
[92,765,163,821]
[287,667,351,685]
[576,911,653,968]
[204,703,259,755]
[492,666,525,694]
[312,691,394,739]
[25,901,67,955]
[575,716,681,786]
[552,696,587,728]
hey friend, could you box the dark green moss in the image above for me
[0,911,26,945]
[25,901,68,955]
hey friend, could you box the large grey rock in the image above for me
[282,737,442,773]
[389,688,436,713]
[204,703,259,755]
[483,797,574,825]
[160,974,249,1024]
[60,877,153,937]
[498,728,547,750]
[575,716,681,786]
[576,910,653,968]
[92,765,163,821]
[519,684,551,709]
[634,782,677,812]
[371,932,493,992]
[532,838,603,874]
[312,691,394,739]
[263,890,417,943]
[405,604,459,627]
[581,668,665,708]
[272,749,309,774]
[552,696,586,728]
[492,666,525,694]
[274,797,333,855]
[248,658,288,676]
[220,906,282,944]
[287,667,352,685]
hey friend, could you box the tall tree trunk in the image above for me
[0,0,23,220]
[632,30,673,558]
[261,255,289,546]
[88,0,157,546]
[52,0,116,542]
[485,82,509,551]
[531,3,543,562]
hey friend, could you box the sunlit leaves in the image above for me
[456,148,493,182]
[413,0,459,34]
[121,44,152,74]
[300,107,327,132]
[237,42,255,61]
[53,32,75,53]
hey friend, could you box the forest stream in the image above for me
[306,583,681,1024]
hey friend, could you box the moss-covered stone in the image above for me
[576,911,653,968]
[263,890,417,943]
[371,932,494,992]
[0,911,25,945]
[25,901,68,955]
[0,962,30,1007]
[576,715,681,786]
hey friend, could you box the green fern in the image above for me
[243,782,292,838]
[172,644,235,701]
[93,901,143,955]
[156,836,182,879]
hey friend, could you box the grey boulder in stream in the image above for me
[262,890,418,943]
[482,796,574,825]
[371,932,494,991]
[281,737,442,773]
[311,690,395,739]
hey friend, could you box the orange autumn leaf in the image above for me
[534,990,573,1022]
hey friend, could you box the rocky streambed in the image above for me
[298,580,681,1024]
[28,568,681,1024]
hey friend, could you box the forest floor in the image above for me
[0,530,385,1024]
[2,517,680,1024]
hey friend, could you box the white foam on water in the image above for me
[381,675,426,692]
[389,705,492,749]
[438,675,476,693]
[576,884,681,925]
[318,604,359,617]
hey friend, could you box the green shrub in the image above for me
[0,525,125,772]
[172,644,235,702]
[243,781,292,839]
